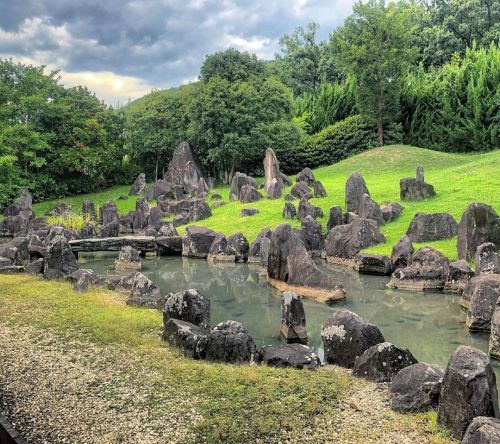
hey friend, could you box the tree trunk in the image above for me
[155,152,160,181]
[377,121,384,145]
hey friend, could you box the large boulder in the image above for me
[155,236,183,256]
[300,216,323,255]
[0,237,29,265]
[296,168,315,186]
[266,178,282,199]
[132,198,150,231]
[465,274,500,332]
[460,274,500,309]
[99,201,118,225]
[400,178,436,201]
[326,206,343,231]
[355,253,391,275]
[352,342,418,382]
[268,224,345,302]
[163,289,210,329]
[388,247,450,291]
[462,416,500,444]
[129,173,147,195]
[188,200,212,222]
[321,309,385,368]
[258,344,320,370]
[280,291,307,344]
[146,179,174,201]
[79,222,97,239]
[157,222,178,237]
[390,235,414,270]
[444,260,474,293]
[248,228,272,266]
[229,173,257,201]
[437,345,499,440]
[457,202,500,261]
[380,202,403,223]
[282,202,297,219]
[297,198,323,220]
[324,218,386,263]
[100,220,119,238]
[313,180,327,198]
[114,246,142,271]
[263,148,284,191]
[162,319,208,360]
[207,233,236,262]
[205,321,257,364]
[182,226,217,258]
[345,172,369,213]
[406,212,458,242]
[290,181,313,200]
[475,242,500,275]
[489,300,500,359]
[239,185,261,203]
[227,232,249,262]
[44,235,79,279]
[163,141,205,195]
[358,193,384,226]
[389,363,444,413]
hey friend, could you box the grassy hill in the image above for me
[34,145,500,260]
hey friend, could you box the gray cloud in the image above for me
[0,0,356,103]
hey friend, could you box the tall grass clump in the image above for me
[46,212,94,231]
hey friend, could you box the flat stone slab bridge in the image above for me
[68,236,157,254]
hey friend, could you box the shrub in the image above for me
[46,213,94,232]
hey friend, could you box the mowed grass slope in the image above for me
[189,145,500,259]
[33,145,500,260]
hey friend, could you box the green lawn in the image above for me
[33,145,500,260]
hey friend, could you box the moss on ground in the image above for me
[0,274,454,443]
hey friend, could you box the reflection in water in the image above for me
[81,253,499,378]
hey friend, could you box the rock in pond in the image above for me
[268,223,345,302]
[465,274,500,332]
[475,242,500,275]
[352,342,418,383]
[437,345,499,440]
[321,309,384,368]
[460,273,500,309]
[114,245,142,271]
[182,226,217,258]
[462,416,500,444]
[389,363,444,413]
[444,260,474,293]
[355,253,392,275]
[457,202,500,261]
[248,228,272,267]
[227,232,249,262]
[163,289,210,329]
[207,233,236,262]
[280,291,307,344]
[345,172,369,214]
[156,236,183,256]
[388,247,450,291]
[258,344,320,370]
[162,319,208,359]
[406,212,458,242]
[205,320,257,364]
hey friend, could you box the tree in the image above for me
[333,0,416,144]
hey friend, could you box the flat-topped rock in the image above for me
[162,319,208,360]
[444,259,474,293]
[239,185,261,203]
[355,253,391,275]
[406,212,458,242]
[69,236,156,253]
[297,198,323,220]
[241,208,258,217]
[258,344,320,370]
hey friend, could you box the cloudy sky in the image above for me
[0,0,356,105]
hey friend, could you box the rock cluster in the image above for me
[400,165,436,201]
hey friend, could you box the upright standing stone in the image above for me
[163,141,205,195]
[475,242,500,275]
[345,172,370,214]
[263,148,284,191]
[437,345,499,440]
[489,300,500,360]
[44,235,79,279]
[280,291,307,344]
[326,206,343,231]
[266,178,282,199]
[416,165,424,182]
[358,193,384,226]
[300,215,324,255]
[390,235,414,270]
[129,173,147,195]
[100,200,118,225]
[313,180,327,198]
[132,198,150,231]
[296,168,315,186]
[82,200,96,219]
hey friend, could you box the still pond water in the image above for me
[81,253,500,377]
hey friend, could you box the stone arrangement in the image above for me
[400,165,436,201]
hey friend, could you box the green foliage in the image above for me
[332,0,416,144]
[403,43,500,151]
[46,213,94,231]
[294,75,356,134]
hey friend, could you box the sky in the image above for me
[0,0,357,106]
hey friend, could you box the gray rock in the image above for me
[163,141,205,195]
[326,206,343,231]
[14,188,33,209]
[437,345,499,440]
[462,416,500,444]
[313,180,327,198]
[241,208,258,217]
[82,200,96,218]
[390,235,414,270]
[355,253,392,275]
[118,213,134,234]
[182,226,217,258]
[239,185,261,203]
[132,198,150,231]
[155,236,182,256]
[406,212,458,242]
[79,223,97,239]
[44,235,79,279]
[25,258,44,275]
[146,179,174,201]
[211,200,226,209]
[460,274,500,309]
[99,200,118,225]
[282,202,297,219]
[263,148,284,191]
[173,212,190,227]
[400,178,436,201]
[345,172,370,213]
[300,215,323,254]
[290,181,312,200]
[457,202,500,261]
[324,218,386,261]
[196,177,209,198]
[211,193,222,200]
[475,242,500,275]
[162,319,208,359]
[380,202,403,222]
[416,164,424,182]
[115,246,142,271]
[227,232,249,262]
[296,168,315,186]
[188,200,212,222]
[358,193,384,225]
[205,320,257,364]
[284,193,294,201]
[352,342,418,382]
[163,289,210,329]
[258,344,320,370]
[389,363,444,413]
[266,178,282,199]
[208,233,236,262]
[489,300,500,360]
[157,222,178,237]
[0,237,29,265]
[321,309,384,368]
[297,197,323,220]
[148,207,163,230]
[229,172,257,201]
[129,172,147,195]
[444,260,474,293]
[46,203,73,217]
[466,274,500,332]
[280,172,292,187]
[71,269,104,293]
[100,220,119,238]
[280,291,307,344]
[248,228,272,266]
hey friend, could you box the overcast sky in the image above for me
[0,0,356,105]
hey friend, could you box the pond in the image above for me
[80,253,500,378]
